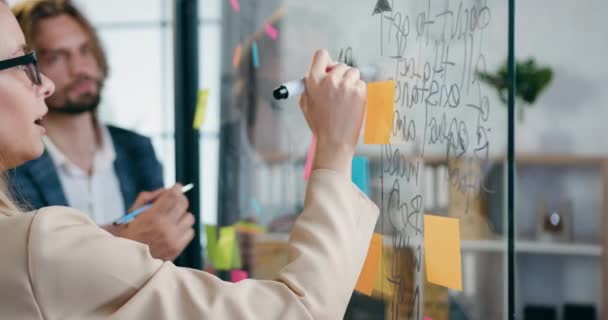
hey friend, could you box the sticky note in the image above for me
[229,0,240,12]
[193,89,210,129]
[364,81,395,144]
[352,156,370,196]
[235,221,265,234]
[251,198,262,216]
[233,44,243,70]
[205,224,218,264]
[424,317,433,320]
[252,42,260,68]
[264,22,279,40]
[424,215,463,291]
[355,233,383,296]
[207,224,246,270]
[231,270,249,283]
[303,136,316,180]
[214,226,237,270]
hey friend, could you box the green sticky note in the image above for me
[205,225,218,266]
[206,224,244,270]
[193,89,210,129]
[215,226,237,270]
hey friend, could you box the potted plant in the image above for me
[478,58,553,122]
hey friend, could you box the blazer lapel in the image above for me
[26,151,69,207]
[110,130,137,211]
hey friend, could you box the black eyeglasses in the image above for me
[0,52,42,86]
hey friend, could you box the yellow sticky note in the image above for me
[193,89,210,129]
[355,233,383,295]
[423,215,463,291]
[234,221,265,234]
[215,226,236,270]
[364,80,395,144]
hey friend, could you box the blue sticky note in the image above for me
[352,156,370,196]
[251,198,262,216]
[252,42,260,68]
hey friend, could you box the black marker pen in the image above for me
[273,65,378,100]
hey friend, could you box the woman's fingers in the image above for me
[307,49,332,83]
[343,68,361,87]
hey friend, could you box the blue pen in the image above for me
[113,183,195,225]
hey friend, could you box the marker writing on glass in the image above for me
[273,65,378,100]
[113,183,195,225]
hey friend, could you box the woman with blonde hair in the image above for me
[0,2,378,319]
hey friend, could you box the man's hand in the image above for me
[117,184,195,261]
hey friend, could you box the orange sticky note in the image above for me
[233,44,243,69]
[423,215,463,291]
[363,81,395,144]
[355,233,383,295]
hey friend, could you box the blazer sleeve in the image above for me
[27,169,379,320]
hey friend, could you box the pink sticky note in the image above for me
[424,317,433,320]
[264,22,279,40]
[303,136,316,180]
[229,0,240,12]
[230,270,248,283]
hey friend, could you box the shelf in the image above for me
[461,240,505,252]
[256,150,608,167]
[460,240,602,257]
[257,234,601,257]
[517,241,602,256]
[354,152,607,166]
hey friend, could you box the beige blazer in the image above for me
[0,170,379,319]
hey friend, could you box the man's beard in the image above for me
[48,92,101,115]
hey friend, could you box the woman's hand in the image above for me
[299,49,367,179]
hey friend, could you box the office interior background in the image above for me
[6,0,607,319]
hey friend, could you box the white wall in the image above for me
[515,0,608,154]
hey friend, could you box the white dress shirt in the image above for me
[43,125,126,226]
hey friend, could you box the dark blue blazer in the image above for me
[8,125,164,211]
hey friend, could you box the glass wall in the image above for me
[216,0,511,319]
[515,1,605,319]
